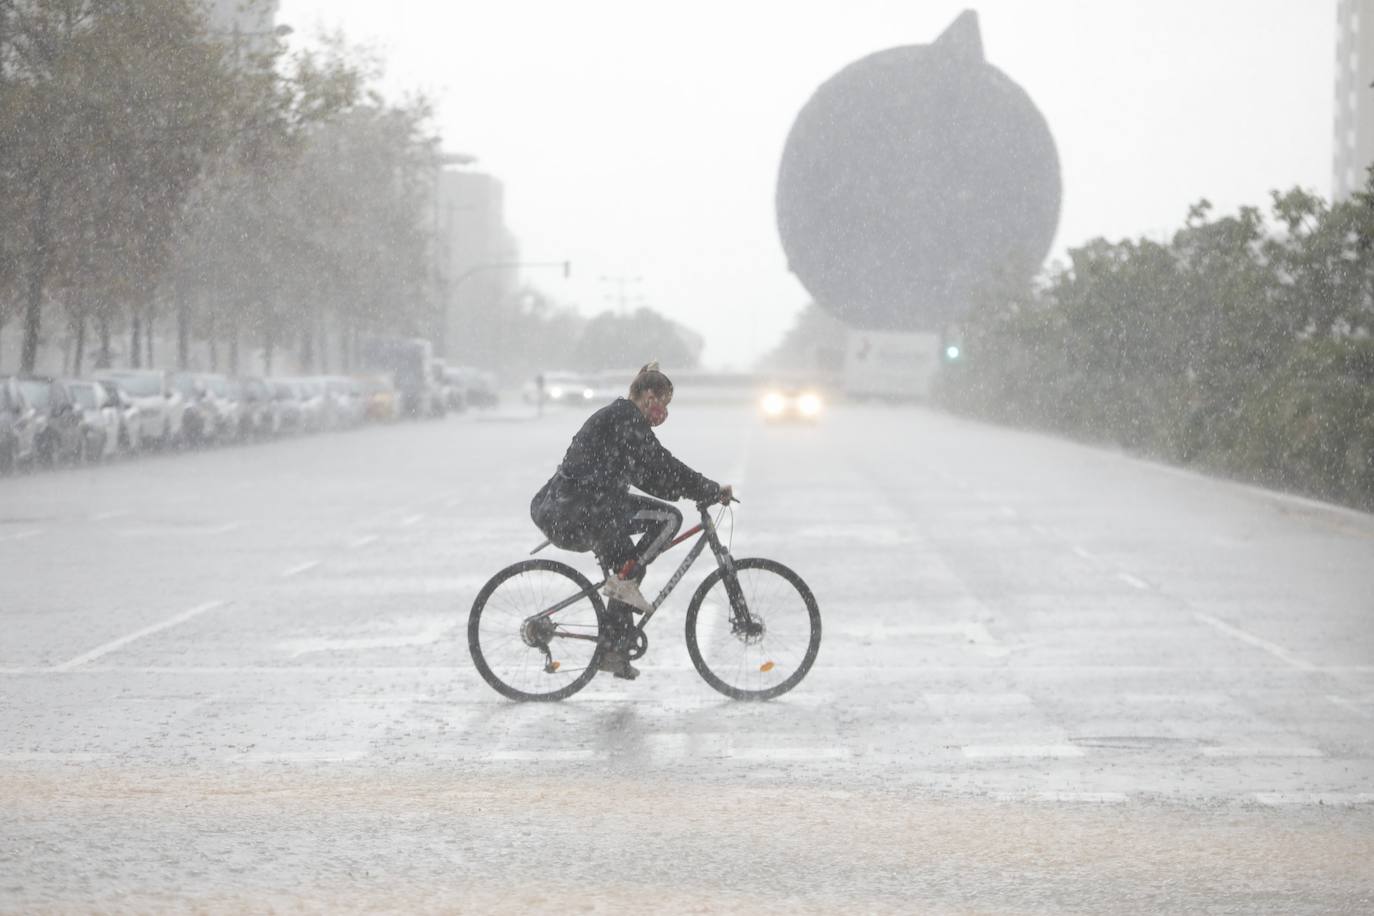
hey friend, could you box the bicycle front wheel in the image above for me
[684,557,821,701]
[469,559,606,702]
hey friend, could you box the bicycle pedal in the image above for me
[759,661,775,673]
[545,660,561,673]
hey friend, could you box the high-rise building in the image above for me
[203,0,279,34]
[1334,0,1374,200]
[433,167,520,365]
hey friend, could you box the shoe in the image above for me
[596,648,640,680]
[602,574,654,614]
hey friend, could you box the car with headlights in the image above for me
[0,376,39,473]
[68,380,121,462]
[759,386,825,423]
[92,369,185,448]
[525,371,597,407]
[17,376,84,466]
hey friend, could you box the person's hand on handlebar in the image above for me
[718,484,735,505]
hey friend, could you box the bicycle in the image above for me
[468,499,822,702]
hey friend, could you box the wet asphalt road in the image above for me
[2,401,1372,913]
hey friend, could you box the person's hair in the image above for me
[629,361,673,400]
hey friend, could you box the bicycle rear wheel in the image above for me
[684,557,821,701]
[469,559,606,702]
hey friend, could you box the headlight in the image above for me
[549,386,564,399]
[798,393,823,416]
[761,392,786,416]
[582,387,594,400]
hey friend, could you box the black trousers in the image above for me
[531,483,683,579]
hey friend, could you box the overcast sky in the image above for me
[277,0,1335,369]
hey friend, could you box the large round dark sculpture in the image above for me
[776,10,1061,331]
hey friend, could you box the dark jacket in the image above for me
[541,398,719,505]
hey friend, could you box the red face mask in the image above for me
[645,403,668,427]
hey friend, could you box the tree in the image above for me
[569,307,702,373]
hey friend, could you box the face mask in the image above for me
[645,403,668,427]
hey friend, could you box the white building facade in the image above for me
[1334,0,1374,200]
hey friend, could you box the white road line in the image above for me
[1201,746,1324,758]
[1116,572,1149,590]
[998,505,1018,518]
[1193,611,1316,670]
[1071,546,1096,560]
[89,511,130,522]
[1326,695,1372,718]
[962,745,1086,759]
[349,535,379,549]
[399,514,424,527]
[281,561,320,578]
[0,529,41,543]
[234,751,367,764]
[115,521,244,537]
[51,601,226,671]
[486,749,601,762]
[0,752,112,762]
[1255,792,1374,807]
[995,792,1128,804]
[727,747,852,762]
[1030,524,1053,537]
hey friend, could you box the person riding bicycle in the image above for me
[530,362,733,680]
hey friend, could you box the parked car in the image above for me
[357,374,398,422]
[194,373,247,442]
[239,377,279,437]
[0,376,39,473]
[170,372,216,445]
[283,377,332,432]
[93,369,185,448]
[323,376,365,428]
[449,366,499,408]
[265,379,301,433]
[68,380,121,462]
[17,376,84,466]
[96,379,143,455]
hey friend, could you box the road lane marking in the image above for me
[234,751,367,764]
[0,528,41,542]
[400,514,424,527]
[51,601,226,671]
[995,792,1127,804]
[281,561,320,578]
[1071,546,1097,560]
[962,745,1085,759]
[1116,572,1149,590]
[115,521,244,537]
[1201,746,1323,758]
[89,511,130,521]
[1193,612,1316,670]
[1326,695,1372,718]
[487,749,601,762]
[727,746,852,761]
[1255,793,1374,806]
[277,619,456,657]
[349,535,379,549]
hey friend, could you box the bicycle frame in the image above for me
[529,503,740,640]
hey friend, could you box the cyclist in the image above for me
[530,362,733,680]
